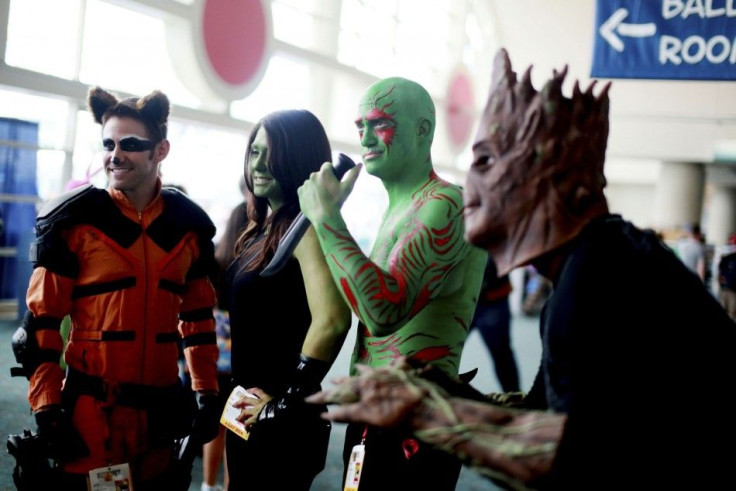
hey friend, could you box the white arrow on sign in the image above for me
[599,8,657,52]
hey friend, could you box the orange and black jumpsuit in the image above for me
[23,181,219,479]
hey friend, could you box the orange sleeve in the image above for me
[179,276,219,393]
[24,267,74,410]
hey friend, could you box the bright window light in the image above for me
[230,55,310,122]
[5,0,83,79]
[79,0,200,108]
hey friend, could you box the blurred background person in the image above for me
[716,233,736,321]
[469,254,520,393]
[676,222,707,283]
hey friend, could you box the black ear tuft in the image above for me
[137,90,170,126]
[87,86,119,124]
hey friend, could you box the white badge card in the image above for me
[88,462,133,490]
[344,443,365,491]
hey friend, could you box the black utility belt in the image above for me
[63,366,185,409]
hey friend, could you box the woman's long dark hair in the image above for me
[235,109,332,272]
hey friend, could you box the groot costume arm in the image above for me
[307,363,564,490]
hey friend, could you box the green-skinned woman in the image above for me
[221,109,351,490]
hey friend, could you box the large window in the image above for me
[80,1,201,109]
[337,0,455,92]
[230,55,310,123]
[5,0,84,80]
[1,0,496,234]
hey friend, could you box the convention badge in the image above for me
[220,385,258,441]
[88,462,133,490]
[344,433,366,491]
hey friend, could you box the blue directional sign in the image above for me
[592,0,736,80]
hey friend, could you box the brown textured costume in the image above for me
[464,48,610,276]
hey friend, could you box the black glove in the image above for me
[258,353,330,422]
[34,406,88,462]
[192,393,221,445]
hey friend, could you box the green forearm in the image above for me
[295,225,353,363]
[301,317,350,362]
[312,185,471,336]
[314,215,407,334]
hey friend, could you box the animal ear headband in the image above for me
[86,86,170,140]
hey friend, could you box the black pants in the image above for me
[343,423,462,491]
[226,408,331,491]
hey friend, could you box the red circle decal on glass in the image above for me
[446,70,475,149]
[202,0,268,86]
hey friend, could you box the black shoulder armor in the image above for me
[164,187,216,237]
[30,185,142,277]
[148,188,216,248]
[148,188,216,280]
[35,183,96,221]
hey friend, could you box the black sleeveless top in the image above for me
[223,234,312,396]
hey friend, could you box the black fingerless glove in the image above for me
[192,393,221,444]
[35,406,88,462]
[258,353,330,422]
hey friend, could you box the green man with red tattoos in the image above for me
[298,77,486,490]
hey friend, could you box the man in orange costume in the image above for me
[13,86,220,490]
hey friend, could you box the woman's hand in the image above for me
[233,387,272,428]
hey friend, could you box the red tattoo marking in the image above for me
[323,222,356,242]
[356,324,462,369]
[372,266,405,304]
[409,277,436,317]
[432,223,453,247]
[411,345,453,363]
[369,333,403,360]
[357,323,373,364]
[386,180,462,318]
[357,85,398,150]
[455,315,469,332]
[368,333,400,347]
[320,178,468,334]
[365,108,396,149]
[340,277,359,313]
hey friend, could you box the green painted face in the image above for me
[355,78,435,181]
[247,127,284,210]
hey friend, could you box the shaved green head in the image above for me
[355,77,436,181]
[358,77,436,141]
